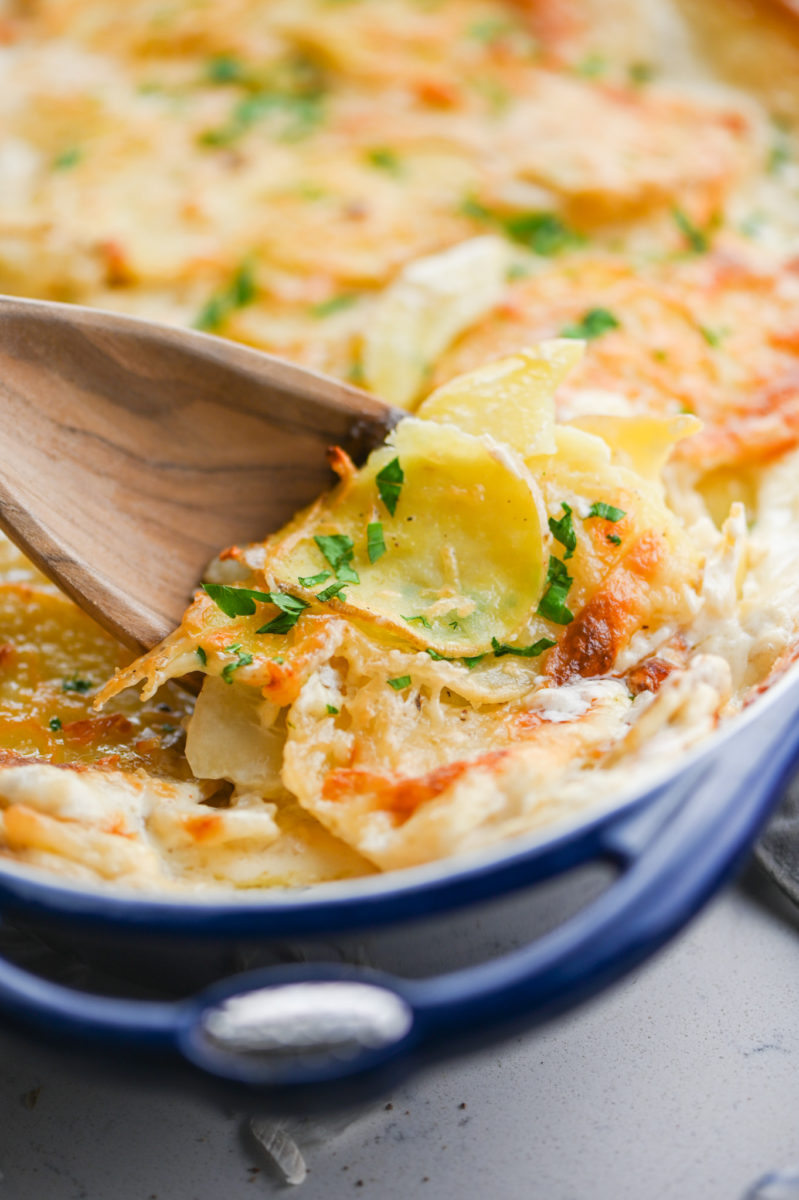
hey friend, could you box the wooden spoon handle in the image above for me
[0,295,401,649]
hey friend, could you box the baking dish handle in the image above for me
[0,686,796,1095]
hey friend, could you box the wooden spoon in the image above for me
[0,295,401,650]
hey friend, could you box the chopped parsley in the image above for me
[194,260,256,332]
[367,521,387,564]
[672,207,710,254]
[310,294,357,318]
[199,85,326,147]
[561,307,620,340]
[536,556,574,625]
[548,502,576,559]
[376,457,404,515]
[387,675,412,690]
[468,16,516,43]
[607,533,622,546]
[366,147,402,174]
[62,677,92,694]
[576,53,606,79]
[628,61,654,86]
[403,614,432,629]
[326,704,340,715]
[221,646,254,684]
[425,648,448,661]
[623,62,652,86]
[461,195,493,222]
[500,211,580,256]
[255,593,310,635]
[586,501,626,522]
[53,146,82,170]
[205,54,246,84]
[298,570,332,587]
[316,580,349,603]
[203,582,276,617]
[698,325,722,348]
[196,646,208,665]
[461,654,485,668]
[314,533,359,583]
[768,132,792,174]
[461,199,581,256]
[491,637,556,658]
[48,716,62,732]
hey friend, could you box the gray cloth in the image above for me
[757,774,799,906]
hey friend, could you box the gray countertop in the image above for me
[0,863,796,1200]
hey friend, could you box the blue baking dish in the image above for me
[0,658,795,1107]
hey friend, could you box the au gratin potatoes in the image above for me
[2,0,799,890]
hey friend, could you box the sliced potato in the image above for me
[525,425,702,626]
[362,236,509,410]
[417,340,583,455]
[568,413,701,481]
[267,418,548,657]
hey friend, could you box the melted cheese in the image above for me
[1,0,799,890]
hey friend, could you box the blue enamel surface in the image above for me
[0,677,796,1095]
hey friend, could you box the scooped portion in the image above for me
[97,340,711,872]
[266,417,548,658]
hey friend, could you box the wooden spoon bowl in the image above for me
[0,295,401,649]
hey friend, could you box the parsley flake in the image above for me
[699,325,722,348]
[203,583,276,617]
[491,637,556,658]
[367,521,387,564]
[536,556,574,625]
[366,147,402,174]
[673,207,710,254]
[316,580,349,603]
[586,502,626,523]
[62,677,92,694]
[629,61,654,86]
[548,502,576,559]
[561,307,620,340]
[196,646,208,665]
[425,648,449,661]
[194,260,256,332]
[48,716,62,732]
[461,199,581,255]
[199,83,326,147]
[607,534,622,546]
[376,457,404,515]
[387,675,412,690]
[403,614,432,629]
[326,703,340,715]
[255,593,310,635]
[221,647,253,684]
[468,17,516,43]
[501,211,580,256]
[299,571,332,587]
[206,54,245,84]
[53,146,82,170]
[314,533,359,583]
[311,294,357,318]
[576,53,606,78]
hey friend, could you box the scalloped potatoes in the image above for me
[97,344,707,871]
[2,0,799,890]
